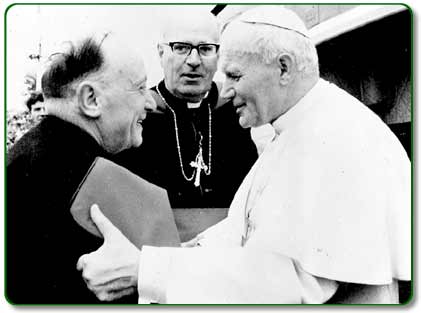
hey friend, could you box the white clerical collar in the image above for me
[272,78,327,134]
[187,102,201,109]
[187,92,209,109]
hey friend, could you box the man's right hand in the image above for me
[76,204,141,301]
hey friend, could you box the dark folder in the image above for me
[69,157,180,248]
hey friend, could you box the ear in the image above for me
[276,53,294,86]
[76,81,102,118]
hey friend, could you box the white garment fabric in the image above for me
[138,246,337,304]
[138,79,410,304]
[250,123,275,155]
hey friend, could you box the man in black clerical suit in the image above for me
[114,11,258,208]
[6,32,156,304]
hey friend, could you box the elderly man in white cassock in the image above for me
[77,6,411,304]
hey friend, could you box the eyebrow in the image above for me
[221,63,238,73]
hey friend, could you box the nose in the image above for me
[185,48,201,68]
[144,90,157,112]
[220,81,235,100]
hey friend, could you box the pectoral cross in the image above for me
[190,137,208,187]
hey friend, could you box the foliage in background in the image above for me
[7,110,42,152]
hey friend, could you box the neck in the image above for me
[282,75,319,116]
[163,80,207,103]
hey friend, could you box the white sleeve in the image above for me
[293,261,339,303]
[138,246,338,304]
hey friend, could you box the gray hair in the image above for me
[221,21,319,77]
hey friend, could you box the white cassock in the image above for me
[137,79,411,304]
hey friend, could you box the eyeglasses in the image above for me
[164,42,219,57]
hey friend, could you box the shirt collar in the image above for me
[157,80,217,111]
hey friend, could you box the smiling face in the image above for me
[97,46,156,154]
[220,50,285,129]
[158,13,219,102]
[219,21,296,129]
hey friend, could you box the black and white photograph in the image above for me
[3,1,413,306]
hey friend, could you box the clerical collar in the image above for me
[157,80,216,111]
[155,81,213,187]
[187,102,201,109]
[187,92,209,109]
[272,78,327,134]
[187,91,209,109]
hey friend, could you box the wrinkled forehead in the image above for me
[161,13,220,43]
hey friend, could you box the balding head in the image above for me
[42,31,145,99]
[42,31,156,154]
[160,9,220,44]
[157,9,220,102]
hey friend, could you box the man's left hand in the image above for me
[77,204,141,301]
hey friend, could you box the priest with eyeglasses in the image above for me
[113,10,257,210]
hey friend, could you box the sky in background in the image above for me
[6,4,214,112]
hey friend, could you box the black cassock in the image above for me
[6,116,137,304]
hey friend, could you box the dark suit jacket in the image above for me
[6,116,136,304]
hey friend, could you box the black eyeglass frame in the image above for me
[164,42,220,57]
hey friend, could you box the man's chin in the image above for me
[238,120,248,129]
[132,134,143,148]
[178,85,211,101]
[135,138,143,147]
[238,116,252,129]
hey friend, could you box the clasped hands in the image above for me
[77,204,201,301]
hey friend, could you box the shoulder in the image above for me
[7,117,66,169]
[149,88,167,114]
[7,121,44,163]
[7,124,49,183]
